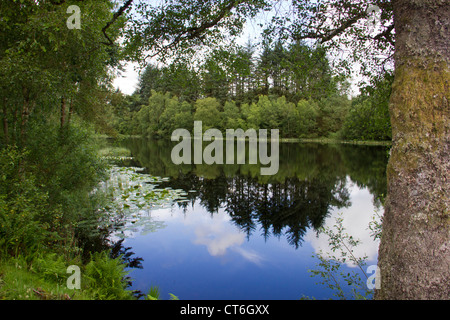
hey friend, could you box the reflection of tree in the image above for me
[109,239,145,298]
[226,176,350,248]
[338,145,389,207]
[110,239,144,270]
[121,138,387,249]
[227,175,259,238]
[197,175,229,214]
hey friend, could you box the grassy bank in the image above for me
[0,252,136,300]
[104,133,392,146]
[280,137,392,146]
[0,130,141,300]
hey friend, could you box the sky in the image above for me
[112,8,269,96]
[113,61,140,95]
[112,2,366,97]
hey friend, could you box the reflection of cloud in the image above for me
[183,208,264,265]
[233,247,265,266]
[194,226,245,256]
[306,182,381,268]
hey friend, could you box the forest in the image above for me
[107,41,393,141]
[0,0,448,301]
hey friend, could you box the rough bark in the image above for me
[60,97,66,128]
[2,100,8,144]
[20,87,33,145]
[375,0,450,299]
[67,98,74,125]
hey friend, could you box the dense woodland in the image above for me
[0,0,138,299]
[107,41,393,141]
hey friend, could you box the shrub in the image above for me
[194,97,221,131]
[84,251,135,300]
[0,146,58,259]
[297,99,319,137]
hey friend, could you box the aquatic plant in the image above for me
[97,166,190,238]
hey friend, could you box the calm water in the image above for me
[110,138,388,300]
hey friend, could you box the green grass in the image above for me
[98,147,132,158]
[98,134,392,146]
[0,253,136,300]
[280,137,392,146]
[0,257,86,300]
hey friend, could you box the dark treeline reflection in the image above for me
[119,138,388,248]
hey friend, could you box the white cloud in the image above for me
[178,207,264,265]
[194,227,245,256]
[232,246,265,266]
[190,210,245,255]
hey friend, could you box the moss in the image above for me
[392,68,446,135]
[388,59,449,174]
[380,57,450,297]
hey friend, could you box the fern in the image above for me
[84,251,134,300]
[169,293,180,300]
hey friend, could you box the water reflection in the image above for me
[185,209,264,265]
[119,138,388,249]
[110,138,388,299]
[305,182,383,267]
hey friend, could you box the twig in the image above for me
[101,0,134,46]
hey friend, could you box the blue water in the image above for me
[121,186,379,300]
[113,140,385,300]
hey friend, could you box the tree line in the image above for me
[108,41,392,141]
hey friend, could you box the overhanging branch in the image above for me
[292,12,366,43]
[101,0,134,46]
[373,23,395,46]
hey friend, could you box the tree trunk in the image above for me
[20,87,33,146]
[12,107,18,145]
[376,0,449,299]
[60,97,66,128]
[67,98,74,125]
[2,99,8,144]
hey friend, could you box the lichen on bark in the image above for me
[376,0,449,300]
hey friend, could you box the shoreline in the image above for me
[95,134,392,147]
